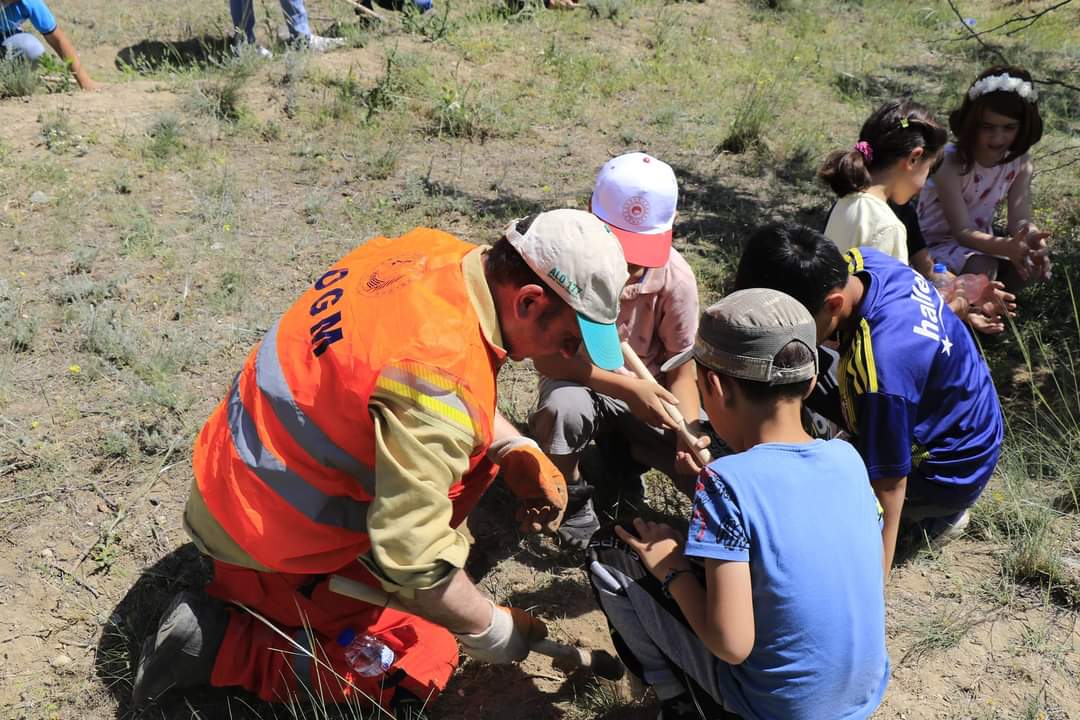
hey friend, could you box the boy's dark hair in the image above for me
[486,215,564,324]
[819,98,948,197]
[734,222,848,315]
[725,340,815,403]
[950,65,1044,174]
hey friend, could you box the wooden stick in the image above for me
[335,0,386,22]
[620,341,711,467]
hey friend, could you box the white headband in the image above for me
[968,73,1038,103]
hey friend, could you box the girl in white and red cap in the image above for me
[528,152,712,548]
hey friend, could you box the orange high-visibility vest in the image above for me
[191,229,502,574]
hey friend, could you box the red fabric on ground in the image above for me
[206,560,459,706]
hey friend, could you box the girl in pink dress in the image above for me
[917,66,1051,287]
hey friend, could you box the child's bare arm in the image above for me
[533,352,681,431]
[614,520,754,664]
[935,157,1024,266]
[698,559,754,663]
[1006,157,1036,236]
[42,27,96,91]
[1006,158,1052,279]
[870,475,906,582]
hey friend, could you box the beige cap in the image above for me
[505,209,629,370]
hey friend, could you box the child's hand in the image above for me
[967,282,1016,335]
[675,434,712,476]
[624,378,680,431]
[1023,224,1052,281]
[1004,233,1033,281]
[614,518,690,581]
[980,282,1017,318]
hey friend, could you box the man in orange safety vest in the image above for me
[131,209,629,711]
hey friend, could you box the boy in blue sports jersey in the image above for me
[587,288,889,720]
[734,222,1004,577]
[1,0,96,90]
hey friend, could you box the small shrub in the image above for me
[35,52,74,93]
[0,55,39,97]
[260,120,283,142]
[144,113,183,162]
[362,51,413,120]
[52,276,118,305]
[719,77,775,154]
[363,146,399,180]
[39,110,78,154]
[102,426,135,459]
[187,77,247,122]
[325,66,366,120]
[0,282,35,353]
[68,246,98,275]
[118,207,161,257]
[283,50,309,83]
[402,0,453,42]
[74,303,139,368]
[430,81,493,140]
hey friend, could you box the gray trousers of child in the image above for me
[1,33,47,63]
[587,529,740,717]
[528,377,683,481]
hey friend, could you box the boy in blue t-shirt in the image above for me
[734,222,1004,576]
[587,288,889,720]
[1,0,95,90]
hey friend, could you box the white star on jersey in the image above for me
[941,335,953,356]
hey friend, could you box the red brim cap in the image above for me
[609,225,672,268]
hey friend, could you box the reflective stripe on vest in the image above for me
[255,320,377,496]
[227,378,370,532]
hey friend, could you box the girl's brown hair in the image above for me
[819,98,948,197]
[950,65,1044,174]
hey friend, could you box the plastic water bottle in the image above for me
[955,273,992,306]
[930,263,956,302]
[337,629,395,677]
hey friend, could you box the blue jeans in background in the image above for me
[1,32,47,63]
[229,0,310,43]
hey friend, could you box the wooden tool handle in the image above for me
[620,342,711,467]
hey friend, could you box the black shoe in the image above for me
[557,483,600,549]
[131,591,229,709]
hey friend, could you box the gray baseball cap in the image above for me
[661,288,818,384]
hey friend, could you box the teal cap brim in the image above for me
[577,313,624,371]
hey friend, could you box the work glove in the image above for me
[489,436,568,534]
[454,600,548,664]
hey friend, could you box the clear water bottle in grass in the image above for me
[930,263,956,302]
[337,629,395,677]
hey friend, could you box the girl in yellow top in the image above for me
[821,98,947,265]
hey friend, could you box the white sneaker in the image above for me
[231,38,274,60]
[306,34,346,53]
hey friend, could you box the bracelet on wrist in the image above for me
[660,567,693,598]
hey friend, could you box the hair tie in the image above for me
[854,141,873,162]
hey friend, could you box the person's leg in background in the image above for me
[2,33,48,64]
[277,0,311,40]
[228,0,258,43]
